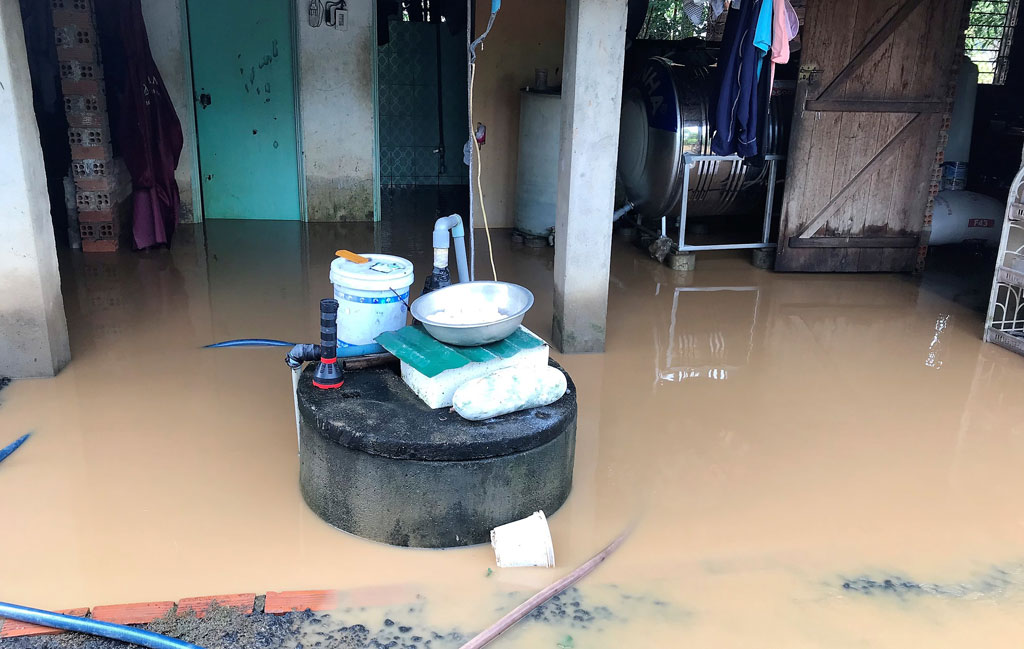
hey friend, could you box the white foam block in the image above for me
[401,333,550,409]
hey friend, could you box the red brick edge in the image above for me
[0,586,424,639]
[0,595,259,639]
[0,608,90,639]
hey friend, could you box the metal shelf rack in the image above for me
[676,152,783,253]
[633,152,784,256]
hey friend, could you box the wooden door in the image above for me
[776,0,966,271]
[188,0,301,220]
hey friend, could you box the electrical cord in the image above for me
[468,10,500,281]
[468,64,498,281]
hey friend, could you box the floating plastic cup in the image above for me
[491,511,555,568]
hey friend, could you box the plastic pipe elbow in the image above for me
[433,214,465,248]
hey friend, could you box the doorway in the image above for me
[186,0,302,220]
[375,0,469,221]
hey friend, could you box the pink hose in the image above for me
[459,528,631,649]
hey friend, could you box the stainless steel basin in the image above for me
[410,281,535,346]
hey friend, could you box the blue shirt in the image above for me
[753,0,773,53]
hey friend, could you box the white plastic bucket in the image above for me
[491,510,555,568]
[329,254,414,354]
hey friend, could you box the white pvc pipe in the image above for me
[433,214,470,283]
[291,367,302,455]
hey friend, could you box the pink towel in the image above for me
[769,0,799,88]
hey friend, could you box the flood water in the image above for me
[3,220,1024,647]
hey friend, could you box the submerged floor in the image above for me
[3,220,1024,647]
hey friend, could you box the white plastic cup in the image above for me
[491,511,555,568]
[329,253,414,354]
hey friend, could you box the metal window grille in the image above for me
[965,0,1019,84]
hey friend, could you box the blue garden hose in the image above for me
[203,338,295,348]
[0,434,29,465]
[0,601,202,649]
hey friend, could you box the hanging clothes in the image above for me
[772,0,799,65]
[710,0,766,157]
[753,0,773,53]
[764,0,799,88]
[96,0,184,249]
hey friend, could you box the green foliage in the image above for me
[638,0,708,40]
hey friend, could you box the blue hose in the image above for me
[0,601,202,649]
[0,434,30,465]
[203,338,295,348]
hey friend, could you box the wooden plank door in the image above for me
[775,0,966,271]
[188,0,301,220]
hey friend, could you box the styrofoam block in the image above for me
[401,341,549,409]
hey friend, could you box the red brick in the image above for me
[62,78,101,95]
[78,209,118,223]
[264,590,338,614]
[56,45,96,63]
[67,111,108,129]
[0,608,89,639]
[176,594,256,618]
[70,144,112,161]
[51,9,94,28]
[82,238,119,253]
[91,601,174,625]
[74,177,115,192]
[68,126,109,148]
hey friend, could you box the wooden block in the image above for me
[0,608,89,638]
[176,594,256,618]
[264,590,338,614]
[91,601,174,625]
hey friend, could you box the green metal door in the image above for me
[187,0,301,220]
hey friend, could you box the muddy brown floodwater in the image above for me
[3,220,1024,647]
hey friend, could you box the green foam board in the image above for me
[375,324,545,378]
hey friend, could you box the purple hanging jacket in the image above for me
[102,0,184,249]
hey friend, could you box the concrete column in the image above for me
[0,0,71,378]
[552,0,627,354]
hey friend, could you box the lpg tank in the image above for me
[618,57,784,220]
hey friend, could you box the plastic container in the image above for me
[490,510,555,568]
[941,161,968,191]
[329,254,414,355]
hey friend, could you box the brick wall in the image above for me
[51,0,131,252]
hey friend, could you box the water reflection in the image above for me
[654,285,759,384]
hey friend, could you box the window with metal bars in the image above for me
[964,0,1019,84]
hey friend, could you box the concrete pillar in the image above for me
[552,0,627,354]
[1,0,71,378]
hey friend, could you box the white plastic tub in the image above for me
[329,254,414,355]
[491,510,555,568]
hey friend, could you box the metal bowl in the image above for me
[410,281,535,346]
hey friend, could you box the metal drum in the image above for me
[617,57,784,220]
